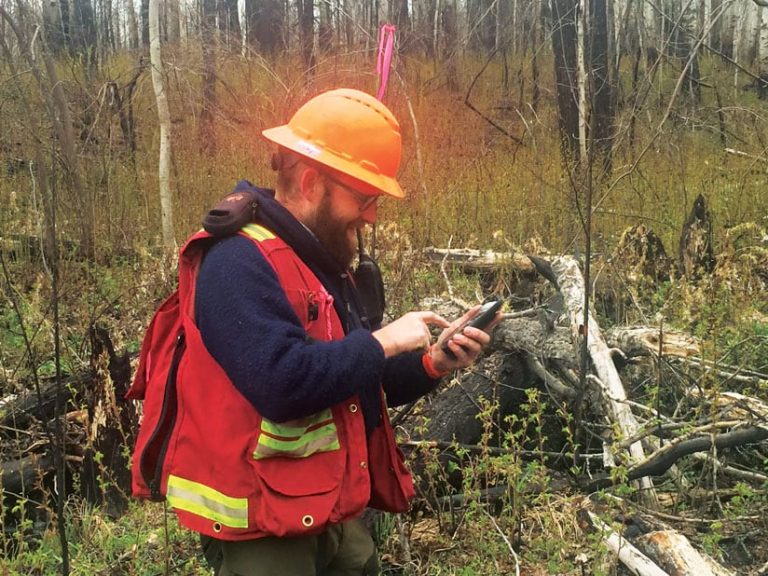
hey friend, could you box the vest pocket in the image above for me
[284,289,334,339]
[250,446,346,537]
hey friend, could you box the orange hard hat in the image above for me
[262,89,404,199]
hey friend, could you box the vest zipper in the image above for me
[140,332,186,501]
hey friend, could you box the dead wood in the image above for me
[589,427,768,492]
[605,327,700,359]
[552,255,657,502]
[678,194,715,279]
[409,354,527,447]
[1,452,55,496]
[1,327,136,517]
[636,531,734,575]
[614,224,673,282]
[0,378,78,432]
[423,247,535,272]
[577,499,669,576]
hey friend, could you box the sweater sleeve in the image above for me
[382,352,441,407]
[195,235,386,423]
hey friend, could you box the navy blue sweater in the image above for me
[195,182,438,433]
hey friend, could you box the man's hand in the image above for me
[373,311,449,358]
[428,305,501,374]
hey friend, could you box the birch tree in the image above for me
[149,0,175,248]
[760,4,768,97]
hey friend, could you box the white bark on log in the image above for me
[579,506,669,576]
[423,247,535,272]
[635,530,735,576]
[605,327,700,358]
[149,0,176,250]
[688,389,768,431]
[552,256,656,501]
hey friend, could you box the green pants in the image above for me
[200,518,380,576]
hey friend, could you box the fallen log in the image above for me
[635,530,734,575]
[588,426,768,492]
[577,500,669,576]
[1,452,54,496]
[1,327,136,517]
[605,327,700,359]
[423,247,535,272]
[552,256,657,502]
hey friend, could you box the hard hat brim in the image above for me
[262,125,405,200]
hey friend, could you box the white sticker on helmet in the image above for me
[296,140,321,158]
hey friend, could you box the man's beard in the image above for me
[308,191,358,269]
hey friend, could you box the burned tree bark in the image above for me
[1,329,137,516]
[678,193,714,279]
[551,0,580,162]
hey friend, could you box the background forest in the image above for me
[2,0,768,574]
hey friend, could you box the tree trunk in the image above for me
[247,0,284,57]
[442,0,459,92]
[393,0,409,52]
[200,0,217,155]
[299,0,315,71]
[42,52,94,258]
[111,0,121,49]
[733,2,747,88]
[590,0,613,173]
[69,0,98,67]
[467,0,494,52]
[166,0,179,42]
[531,0,541,111]
[680,1,702,103]
[576,0,588,163]
[551,0,580,163]
[222,0,241,42]
[495,0,511,55]
[149,0,175,249]
[141,0,149,47]
[42,0,67,55]
[760,5,768,96]
[125,0,139,49]
[99,0,114,57]
[318,0,333,54]
[343,0,354,48]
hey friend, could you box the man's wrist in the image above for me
[422,347,450,379]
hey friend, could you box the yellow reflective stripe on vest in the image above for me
[253,409,340,460]
[166,475,248,529]
[241,223,276,242]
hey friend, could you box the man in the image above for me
[135,89,497,575]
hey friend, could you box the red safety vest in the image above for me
[127,223,414,540]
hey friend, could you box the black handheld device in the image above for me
[203,189,259,236]
[440,299,503,359]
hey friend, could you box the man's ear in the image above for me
[298,166,323,203]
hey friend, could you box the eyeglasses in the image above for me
[324,174,379,213]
